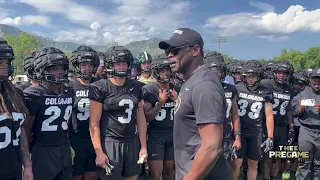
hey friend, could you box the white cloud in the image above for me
[204,5,320,41]
[257,35,289,41]
[249,1,275,12]
[0,15,51,27]
[25,0,192,45]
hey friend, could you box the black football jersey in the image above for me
[222,82,238,139]
[23,84,74,146]
[236,82,273,133]
[67,78,90,138]
[89,78,144,141]
[261,79,293,126]
[142,82,180,131]
[0,89,25,177]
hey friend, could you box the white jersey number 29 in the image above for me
[41,106,72,131]
[238,99,263,119]
[0,112,25,149]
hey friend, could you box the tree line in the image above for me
[5,33,320,75]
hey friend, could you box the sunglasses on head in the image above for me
[165,45,193,56]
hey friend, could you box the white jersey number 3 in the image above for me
[118,99,134,124]
[238,99,263,119]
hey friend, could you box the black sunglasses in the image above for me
[165,45,193,56]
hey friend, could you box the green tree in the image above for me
[303,47,320,68]
[6,33,39,74]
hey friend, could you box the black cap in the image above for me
[159,28,204,50]
[309,68,320,78]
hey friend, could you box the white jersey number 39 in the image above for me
[238,99,263,119]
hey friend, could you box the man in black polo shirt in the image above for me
[159,28,231,180]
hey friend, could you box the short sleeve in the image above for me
[88,82,104,103]
[264,90,274,104]
[192,81,226,125]
[137,83,145,102]
[231,85,238,99]
[23,88,40,117]
[142,86,158,105]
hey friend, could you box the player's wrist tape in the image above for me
[234,131,241,136]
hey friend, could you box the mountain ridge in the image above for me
[0,24,165,57]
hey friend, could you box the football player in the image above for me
[130,58,141,80]
[24,47,74,180]
[204,53,241,167]
[142,54,179,180]
[288,70,309,179]
[89,46,147,180]
[232,60,274,180]
[17,50,39,91]
[137,51,156,84]
[261,60,294,180]
[69,46,100,180]
[0,38,33,180]
[262,61,275,79]
[229,61,244,84]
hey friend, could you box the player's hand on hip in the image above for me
[158,89,169,103]
[95,151,109,169]
[137,147,148,164]
[23,166,34,180]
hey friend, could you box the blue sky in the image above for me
[0,0,319,60]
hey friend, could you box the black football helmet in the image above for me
[137,51,152,73]
[34,47,69,84]
[205,53,227,80]
[105,46,133,77]
[129,58,141,80]
[204,52,224,63]
[23,50,39,80]
[0,38,14,81]
[290,69,309,94]
[305,68,313,77]
[71,46,99,80]
[241,60,262,90]
[272,60,293,83]
[151,54,172,83]
[230,61,244,83]
[262,61,275,79]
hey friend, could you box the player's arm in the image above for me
[89,100,103,153]
[143,100,164,123]
[20,123,32,168]
[231,95,241,142]
[88,84,104,154]
[286,101,294,131]
[184,81,224,180]
[137,100,147,149]
[292,93,305,117]
[265,102,274,138]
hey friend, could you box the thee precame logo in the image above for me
[269,145,310,163]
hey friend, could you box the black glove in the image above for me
[287,130,295,145]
